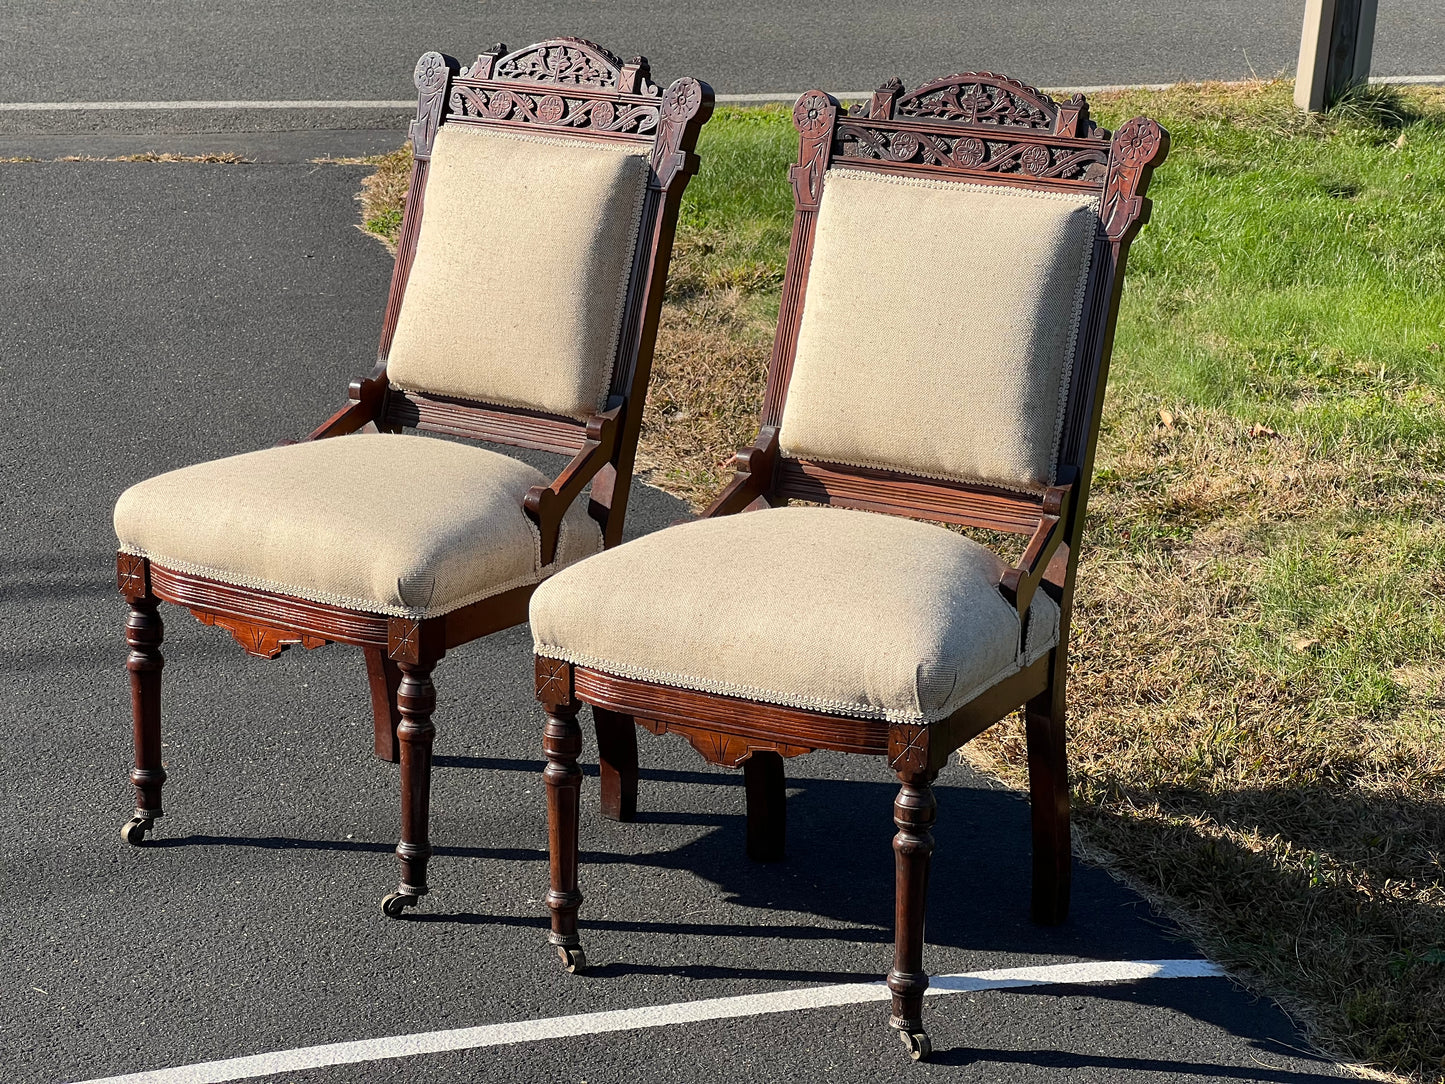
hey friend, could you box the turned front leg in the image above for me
[382,660,435,917]
[888,769,937,1059]
[544,703,586,971]
[122,598,166,844]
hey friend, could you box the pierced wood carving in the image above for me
[445,38,667,137]
[495,39,625,88]
[894,73,1058,129]
[193,610,327,660]
[448,84,660,134]
[835,122,1108,181]
[836,72,1110,185]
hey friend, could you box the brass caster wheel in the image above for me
[898,1029,932,1061]
[557,946,588,974]
[381,892,420,918]
[121,816,154,846]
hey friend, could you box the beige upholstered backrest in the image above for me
[386,124,652,419]
[778,169,1100,493]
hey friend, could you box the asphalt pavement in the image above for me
[1,0,1443,135]
[0,154,1361,1080]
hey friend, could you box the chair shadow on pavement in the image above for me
[932,1041,1347,1081]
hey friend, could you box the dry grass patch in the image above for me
[55,152,251,163]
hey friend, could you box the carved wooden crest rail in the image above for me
[832,72,1126,187]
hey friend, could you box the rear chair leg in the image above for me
[382,660,435,917]
[363,645,403,763]
[744,751,786,862]
[1025,679,1071,925]
[122,599,166,845]
[593,707,638,822]
[888,768,937,1061]
[544,702,587,973]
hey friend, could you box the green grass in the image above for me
[356,82,1445,1080]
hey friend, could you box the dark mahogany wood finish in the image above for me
[538,72,1168,1059]
[117,38,714,918]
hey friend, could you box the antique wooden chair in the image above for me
[530,74,1167,1058]
[113,38,713,917]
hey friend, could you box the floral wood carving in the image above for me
[651,77,707,183]
[493,38,627,89]
[835,122,1108,181]
[1101,117,1167,240]
[410,51,454,158]
[894,73,1058,130]
[448,82,660,134]
[789,91,835,209]
[193,610,327,660]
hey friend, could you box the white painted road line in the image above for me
[2,76,1442,113]
[70,958,1223,1084]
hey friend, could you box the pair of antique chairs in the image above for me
[112,36,1166,1060]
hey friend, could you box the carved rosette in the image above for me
[1019,144,1050,176]
[410,51,452,158]
[1101,116,1166,240]
[953,135,985,168]
[661,77,704,122]
[1114,116,1162,167]
[486,89,514,118]
[793,91,831,135]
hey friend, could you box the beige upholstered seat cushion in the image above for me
[779,170,1100,493]
[386,125,651,419]
[531,506,1058,724]
[114,433,601,618]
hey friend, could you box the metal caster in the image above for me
[381,892,420,918]
[897,1029,932,1061]
[120,816,154,846]
[557,945,588,974]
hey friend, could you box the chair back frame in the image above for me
[119,37,714,667]
[706,75,1167,654]
[324,37,713,549]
